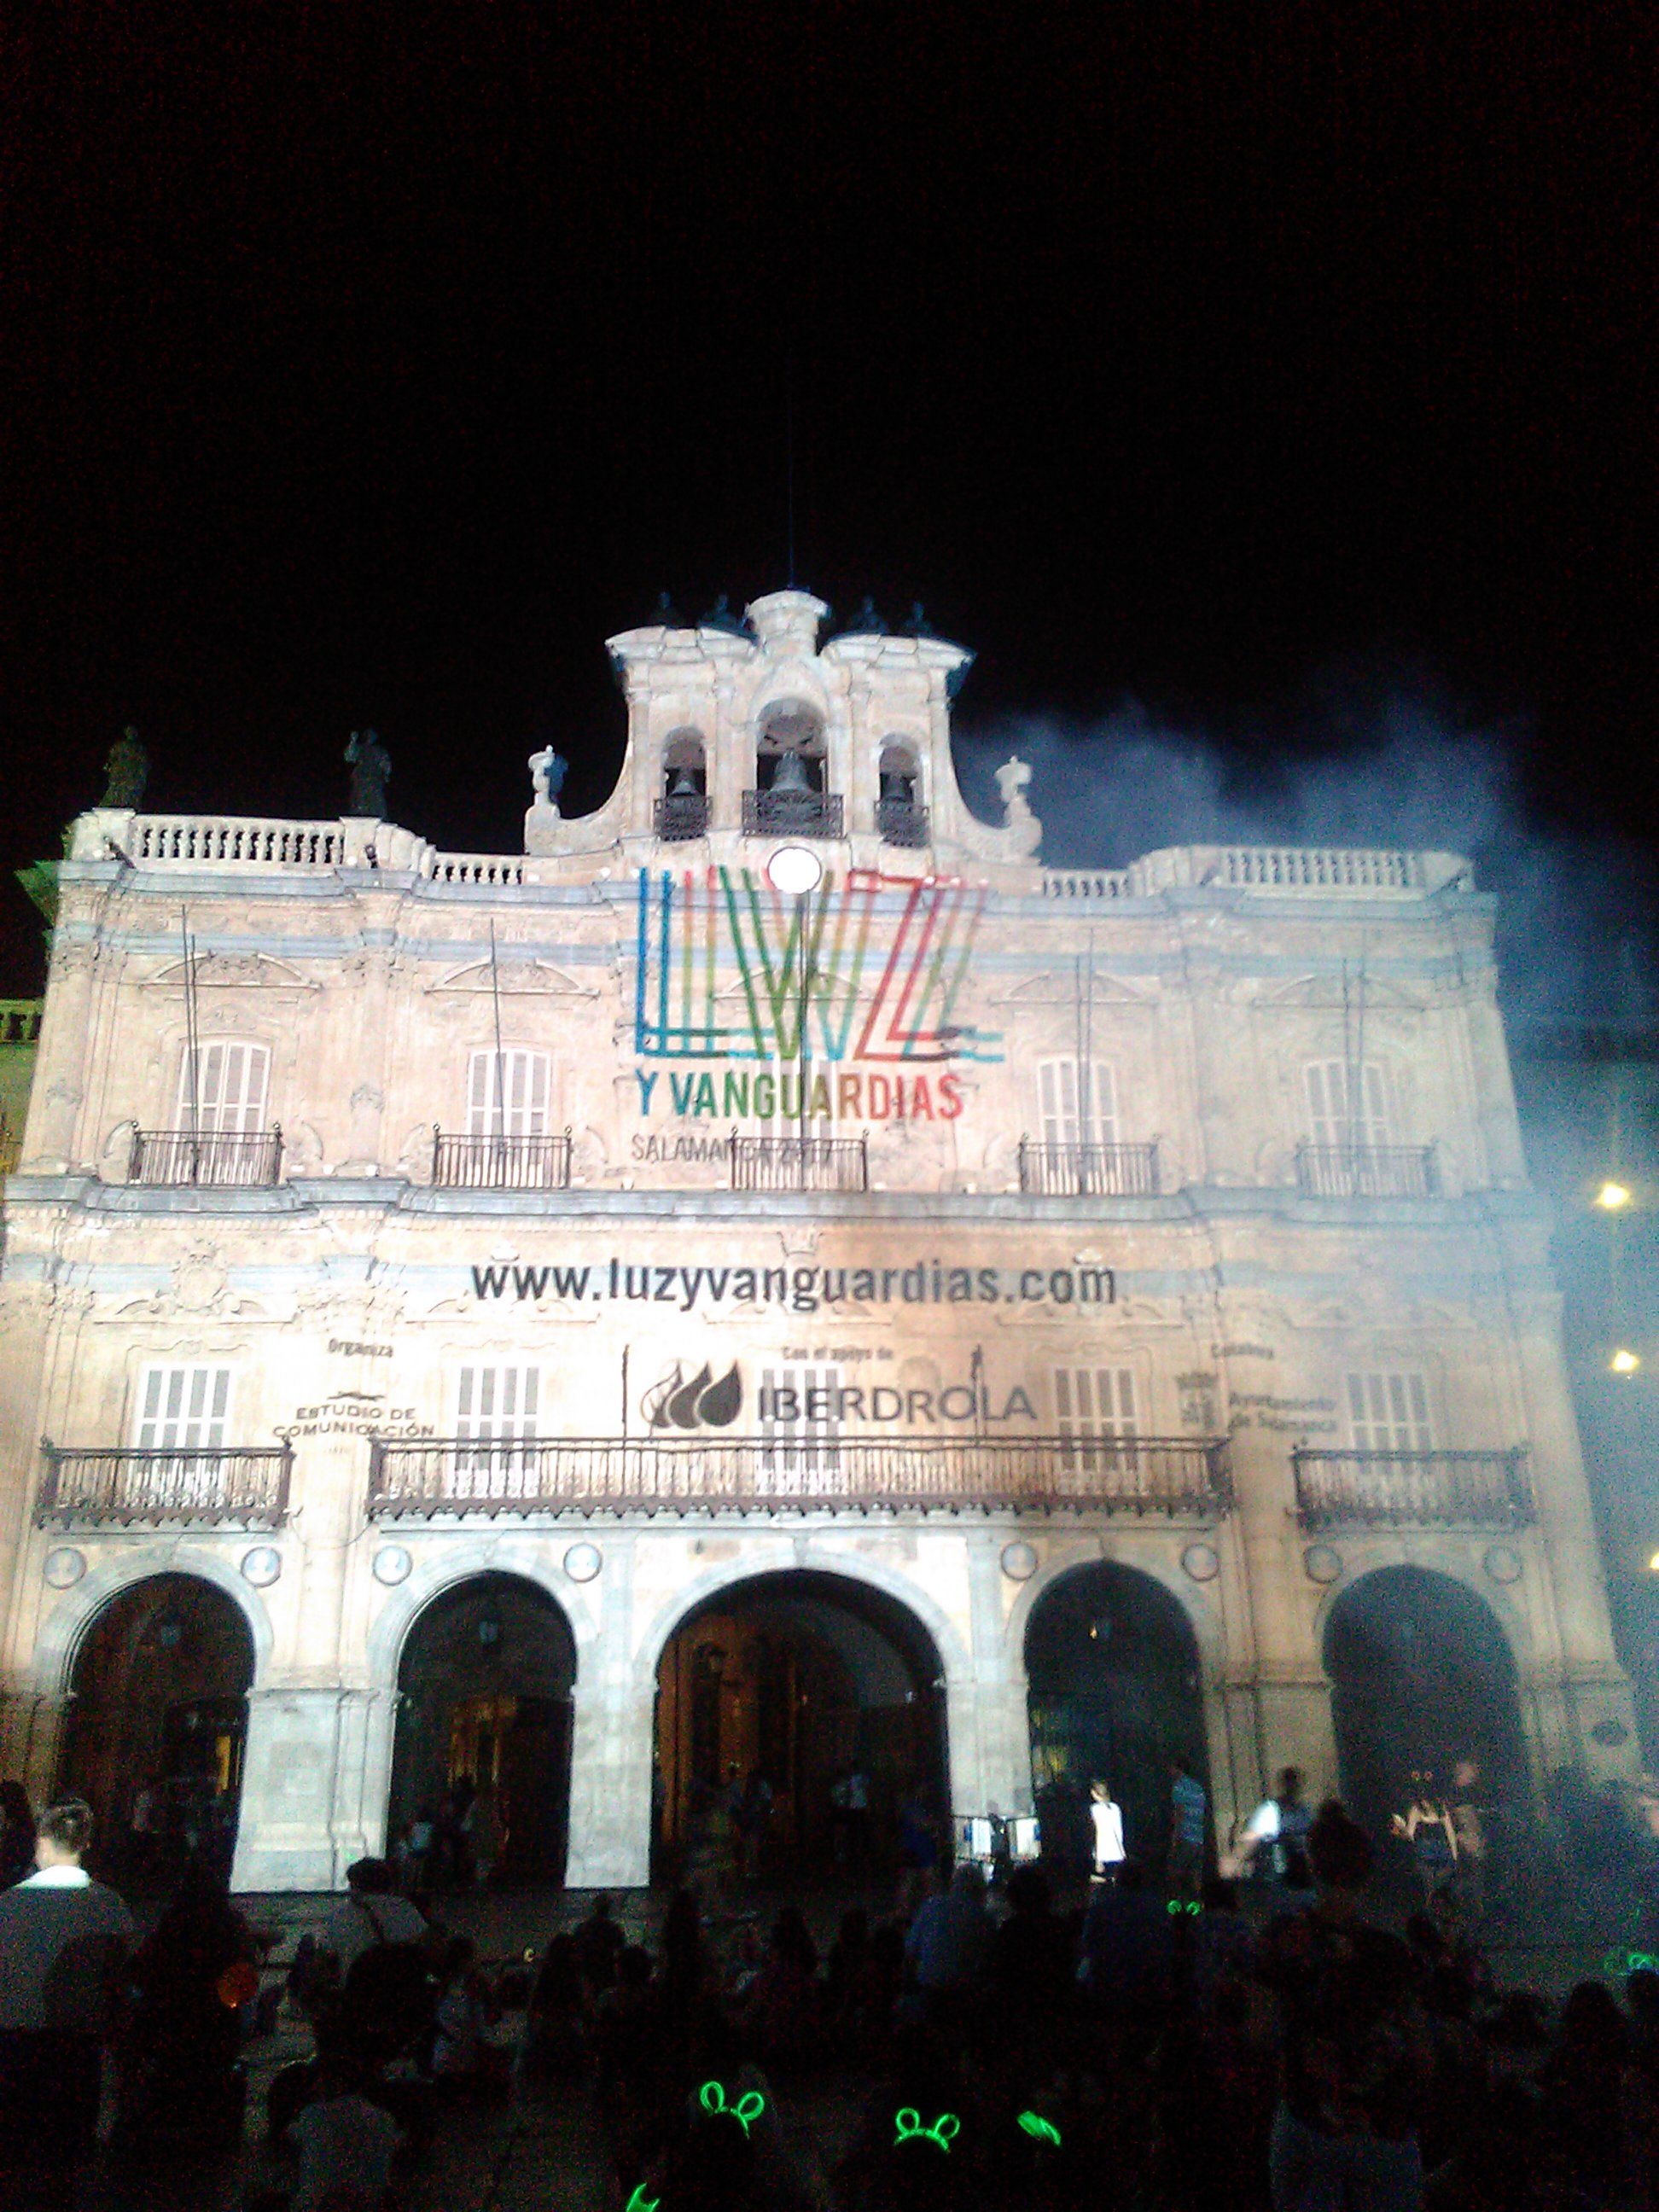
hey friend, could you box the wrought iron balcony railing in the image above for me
[876,798,929,848]
[37,1442,294,1529]
[742,789,845,839]
[1295,1144,1440,1198]
[1292,1447,1533,1531]
[368,1433,1232,1521]
[129,1126,283,1186]
[432,1130,573,1190]
[1016,1138,1161,1197]
[730,1131,869,1192]
[654,792,710,841]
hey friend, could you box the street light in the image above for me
[1611,1348,1642,1377]
[1596,1181,1633,1212]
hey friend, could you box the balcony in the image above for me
[129,1127,283,1187]
[368,1433,1232,1521]
[36,1442,293,1529]
[1017,1138,1161,1197]
[730,1131,869,1193]
[431,1130,573,1190]
[876,798,929,848]
[742,789,844,840]
[1295,1144,1440,1199]
[654,792,709,841]
[1292,1447,1533,1531]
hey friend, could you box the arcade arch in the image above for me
[653,1568,948,1877]
[1024,1562,1209,1877]
[387,1571,576,1884]
[56,1570,255,1890]
[1323,1564,1527,1849]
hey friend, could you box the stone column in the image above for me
[961,1532,1033,1819]
[565,1537,654,1889]
[234,1687,381,1890]
[1220,1337,1336,1799]
[23,936,100,1173]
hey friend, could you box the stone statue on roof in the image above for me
[345,729,391,818]
[529,746,568,815]
[100,725,148,810]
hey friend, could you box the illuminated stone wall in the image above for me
[0,592,1634,1889]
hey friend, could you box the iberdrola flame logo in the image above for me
[642,1361,743,1431]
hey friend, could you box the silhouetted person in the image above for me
[0,1780,35,1888]
[0,1800,137,2161]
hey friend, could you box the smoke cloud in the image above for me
[955,688,1656,1031]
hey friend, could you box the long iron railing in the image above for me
[431,1130,573,1190]
[1295,1144,1440,1198]
[1016,1138,1161,1197]
[367,1433,1232,1519]
[729,1131,870,1193]
[36,1442,294,1528]
[128,1126,283,1186]
[1292,1447,1533,1531]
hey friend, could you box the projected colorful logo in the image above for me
[632,866,1001,1124]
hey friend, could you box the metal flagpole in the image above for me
[488,919,507,1181]
[181,908,201,1178]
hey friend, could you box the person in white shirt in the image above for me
[1240,1766,1313,1890]
[0,1799,137,2159]
[1090,1779,1126,1884]
[321,1857,430,1976]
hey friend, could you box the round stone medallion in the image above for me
[1303,1545,1344,1586]
[1181,1541,1221,1583]
[43,1547,86,1589]
[1484,1544,1524,1586]
[1000,1540,1039,1582]
[563,1542,603,1585]
[241,1545,282,1588]
[372,1545,413,1586]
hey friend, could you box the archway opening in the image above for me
[1024,1563,1208,1878]
[389,1573,576,1886]
[654,1569,947,1881]
[755,699,826,796]
[1324,1565,1527,1853]
[57,1571,254,1892]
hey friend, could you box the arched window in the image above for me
[657,730,708,841]
[876,741,928,846]
[746,700,841,836]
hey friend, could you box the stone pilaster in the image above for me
[233,1685,381,1890]
[565,1536,654,1889]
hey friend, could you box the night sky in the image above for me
[2,8,1652,990]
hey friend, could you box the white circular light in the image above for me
[765,845,824,896]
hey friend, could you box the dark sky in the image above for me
[2,5,1653,987]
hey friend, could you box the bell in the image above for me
[667,764,701,799]
[880,770,914,804]
[770,748,813,795]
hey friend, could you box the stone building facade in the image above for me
[0,589,1636,1891]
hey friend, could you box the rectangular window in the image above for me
[1055,1365,1138,1467]
[1305,1062,1393,1151]
[134,1366,233,1451]
[1038,1059,1118,1148]
[177,1041,271,1133]
[760,1365,841,1487]
[466,1050,550,1139]
[1346,1371,1432,1452]
[456,1365,540,1441]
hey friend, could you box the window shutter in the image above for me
[135,1366,234,1451]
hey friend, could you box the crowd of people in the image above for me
[7,1768,1659,2208]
